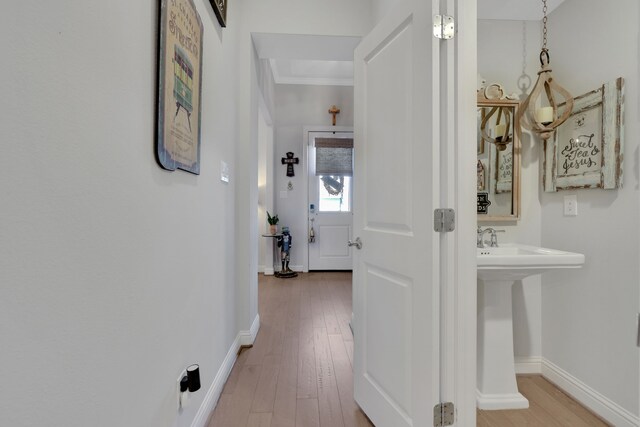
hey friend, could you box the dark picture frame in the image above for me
[156,0,204,175]
[209,0,227,27]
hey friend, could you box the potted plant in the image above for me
[267,211,279,234]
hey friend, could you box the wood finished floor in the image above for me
[208,272,372,427]
[478,375,611,426]
[208,272,609,427]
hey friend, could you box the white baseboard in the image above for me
[541,358,640,427]
[514,356,542,374]
[239,314,261,347]
[259,266,302,274]
[190,314,261,427]
[190,335,239,427]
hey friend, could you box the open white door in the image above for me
[352,1,441,425]
[352,0,478,425]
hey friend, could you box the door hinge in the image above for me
[434,209,455,232]
[434,402,455,426]
[433,15,455,40]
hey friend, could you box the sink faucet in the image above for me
[477,227,505,248]
[477,227,493,248]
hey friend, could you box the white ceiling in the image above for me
[253,1,567,87]
[252,33,360,86]
[478,0,565,21]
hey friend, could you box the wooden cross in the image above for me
[328,105,341,126]
[281,152,299,177]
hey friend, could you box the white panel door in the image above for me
[308,131,354,270]
[352,0,442,425]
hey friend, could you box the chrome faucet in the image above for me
[477,227,493,248]
[477,227,505,248]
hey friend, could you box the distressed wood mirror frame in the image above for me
[477,93,522,222]
[544,77,624,192]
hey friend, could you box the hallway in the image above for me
[208,272,372,427]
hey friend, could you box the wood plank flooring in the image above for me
[478,375,611,426]
[208,272,372,427]
[208,272,609,427]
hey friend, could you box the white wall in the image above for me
[274,84,355,270]
[478,20,544,358]
[257,106,274,274]
[481,8,640,421]
[541,0,639,418]
[0,1,239,426]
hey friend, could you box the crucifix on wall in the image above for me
[328,105,341,126]
[281,152,299,177]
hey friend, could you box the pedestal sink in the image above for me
[477,243,585,410]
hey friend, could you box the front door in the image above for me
[308,131,354,270]
[352,0,447,425]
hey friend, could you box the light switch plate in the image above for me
[564,195,577,216]
[220,161,229,183]
[279,190,288,199]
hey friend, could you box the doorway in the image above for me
[307,130,354,271]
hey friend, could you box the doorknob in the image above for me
[347,237,363,250]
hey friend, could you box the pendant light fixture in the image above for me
[480,105,512,151]
[517,0,574,140]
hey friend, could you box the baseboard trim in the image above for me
[541,358,640,427]
[259,266,302,274]
[239,314,261,347]
[190,314,261,427]
[514,356,542,374]
[190,335,239,427]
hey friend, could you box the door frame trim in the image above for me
[449,0,478,425]
[302,125,353,272]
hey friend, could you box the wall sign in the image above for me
[544,77,624,191]
[477,193,491,214]
[209,0,227,27]
[495,148,512,194]
[157,0,204,175]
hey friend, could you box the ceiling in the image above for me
[478,0,565,21]
[254,1,566,87]
[252,33,360,86]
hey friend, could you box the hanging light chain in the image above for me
[542,0,548,51]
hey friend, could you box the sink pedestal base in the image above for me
[476,279,529,410]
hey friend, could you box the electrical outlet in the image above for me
[564,195,578,216]
[220,161,229,183]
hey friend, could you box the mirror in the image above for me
[477,93,521,221]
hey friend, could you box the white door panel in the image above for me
[353,0,440,425]
[317,224,351,257]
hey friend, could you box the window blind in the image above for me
[314,138,354,176]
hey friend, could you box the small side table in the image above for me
[261,234,283,276]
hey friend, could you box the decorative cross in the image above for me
[328,105,341,126]
[281,152,299,177]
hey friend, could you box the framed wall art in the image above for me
[544,77,624,192]
[157,0,204,175]
[495,145,512,194]
[209,0,227,27]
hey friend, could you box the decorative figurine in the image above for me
[276,227,298,278]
